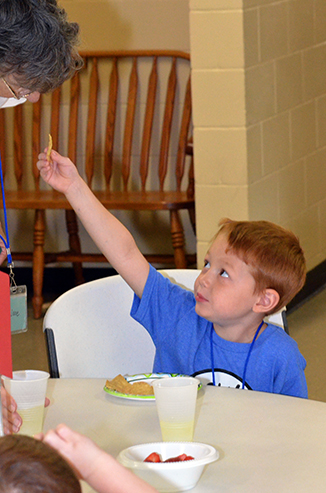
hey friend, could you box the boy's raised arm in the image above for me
[37,149,149,298]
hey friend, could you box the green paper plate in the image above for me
[104,373,195,401]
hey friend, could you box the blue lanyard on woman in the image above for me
[210,320,264,389]
[0,151,13,270]
[1,151,28,334]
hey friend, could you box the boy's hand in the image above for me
[37,149,81,196]
[0,221,7,266]
[1,386,22,434]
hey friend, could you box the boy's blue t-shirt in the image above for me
[131,265,308,398]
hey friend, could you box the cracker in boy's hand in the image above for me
[46,134,53,162]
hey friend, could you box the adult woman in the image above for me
[0,0,83,108]
[0,0,82,434]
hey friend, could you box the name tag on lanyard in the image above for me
[10,284,28,334]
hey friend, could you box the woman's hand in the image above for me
[0,221,7,266]
[1,386,22,434]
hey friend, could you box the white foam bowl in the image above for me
[117,441,219,492]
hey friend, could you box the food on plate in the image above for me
[46,134,53,162]
[144,452,195,463]
[105,374,154,396]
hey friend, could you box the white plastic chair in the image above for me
[43,269,200,378]
[266,308,288,333]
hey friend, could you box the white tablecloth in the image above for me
[43,379,326,492]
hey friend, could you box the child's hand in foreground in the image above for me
[40,424,158,493]
[40,424,103,481]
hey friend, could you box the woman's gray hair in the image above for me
[0,0,83,93]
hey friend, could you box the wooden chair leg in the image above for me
[188,207,196,235]
[32,209,45,319]
[170,210,187,268]
[65,210,84,286]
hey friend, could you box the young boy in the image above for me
[37,149,308,398]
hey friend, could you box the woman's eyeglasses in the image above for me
[1,77,32,100]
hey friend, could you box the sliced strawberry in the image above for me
[144,452,162,463]
[164,453,194,462]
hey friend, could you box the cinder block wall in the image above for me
[190,0,326,271]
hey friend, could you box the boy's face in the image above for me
[194,233,260,328]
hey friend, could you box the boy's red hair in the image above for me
[215,218,306,314]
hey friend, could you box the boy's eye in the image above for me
[220,269,229,278]
[203,260,210,269]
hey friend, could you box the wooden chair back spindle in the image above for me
[122,57,138,191]
[85,57,99,188]
[159,57,177,192]
[68,72,80,165]
[104,57,118,188]
[176,76,192,192]
[32,98,42,190]
[50,87,61,151]
[140,56,158,191]
[13,105,23,190]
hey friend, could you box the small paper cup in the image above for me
[2,370,49,436]
[153,377,200,442]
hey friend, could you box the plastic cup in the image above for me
[2,370,49,436]
[153,376,200,442]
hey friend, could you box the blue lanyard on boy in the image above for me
[210,320,264,389]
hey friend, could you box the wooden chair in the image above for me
[0,50,195,318]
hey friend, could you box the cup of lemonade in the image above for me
[152,376,199,441]
[2,370,49,436]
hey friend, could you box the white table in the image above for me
[44,379,326,492]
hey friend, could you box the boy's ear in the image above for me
[253,289,280,314]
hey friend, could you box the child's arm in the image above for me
[42,424,158,493]
[37,150,149,298]
[1,386,22,434]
